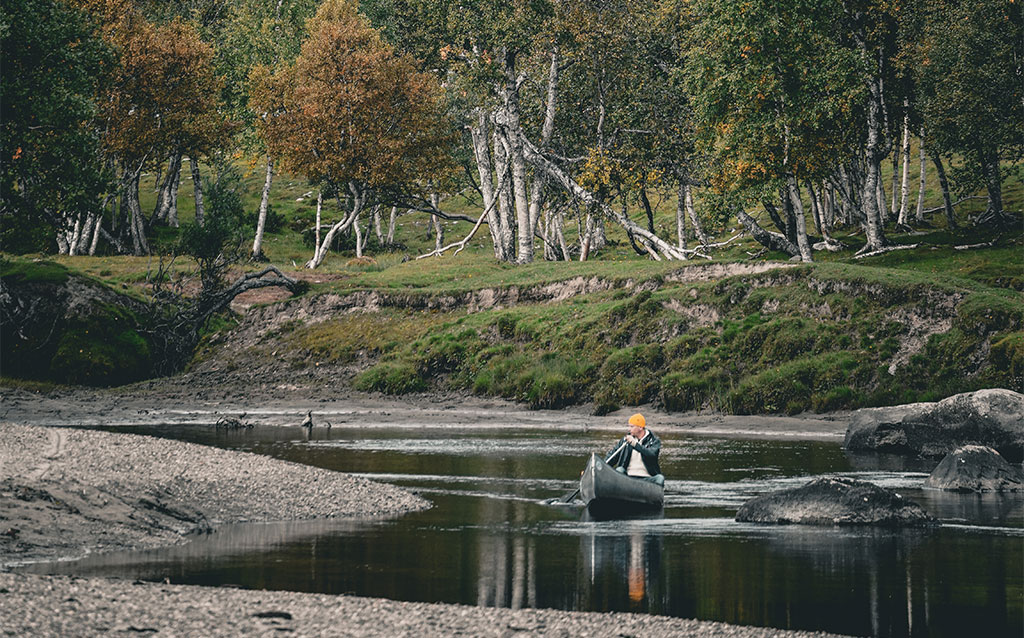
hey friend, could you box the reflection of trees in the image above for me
[578,521,665,614]
[475,499,536,609]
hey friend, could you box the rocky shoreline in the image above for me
[0,387,856,638]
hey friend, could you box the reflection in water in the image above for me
[22,424,1024,638]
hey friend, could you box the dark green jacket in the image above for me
[607,429,662,477]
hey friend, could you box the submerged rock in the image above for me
[844,389,1024,462]
[736,476,934,526]
[924,445,1024,492]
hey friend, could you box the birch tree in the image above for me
[251,0,453,269]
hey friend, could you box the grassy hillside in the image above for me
[2,155,1021,413]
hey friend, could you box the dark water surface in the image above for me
[22,424,1023,638]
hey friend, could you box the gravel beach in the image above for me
[0,389,853,638]
[0,572,852,638]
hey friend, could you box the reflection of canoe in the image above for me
[580,453,664,510]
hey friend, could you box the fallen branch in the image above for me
[852,243,919,260]
[954,238,998,251]
[417,153,512,260]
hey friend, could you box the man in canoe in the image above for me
[606,413,664,486]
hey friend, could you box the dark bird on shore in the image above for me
[301,410,313,428]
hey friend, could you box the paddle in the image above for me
[558,439,629,503]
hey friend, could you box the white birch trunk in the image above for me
[897,111,911,225]
[915,128,927,223]
[786,175,813,262]
[353,212,364,258]
[89,210,102,255]
[470,113,505,260]
[527,50,560,239]
[386,206,397,245]
[676,183,687,251]
[685,184,707,245]
[372,204,383,246]
[315,190,322,251]
[190,158,205,227]
[252,155,273,260]
[889,152,898,219]
[579,214,594,262]
[153,150,182,225]
[491,127,515,260]
[430,193,443,253]
[306,184,362,269]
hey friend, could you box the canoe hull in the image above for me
[579,453,664,510]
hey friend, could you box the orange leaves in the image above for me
[253,1,453,191]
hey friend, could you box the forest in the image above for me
[2,0,1021,265]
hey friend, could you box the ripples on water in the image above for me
[23,423,1024,638]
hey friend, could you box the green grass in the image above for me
[4,152,1022,409]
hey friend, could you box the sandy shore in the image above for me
[0,385,853,637]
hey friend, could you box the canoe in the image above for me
[579,453,664,510]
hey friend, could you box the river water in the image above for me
[22,423,1023,637]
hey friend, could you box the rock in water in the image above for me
[844,389,1024,462]
[924,445,1024,492]
[736,477,934,526]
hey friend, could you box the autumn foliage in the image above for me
[251,0,453,195]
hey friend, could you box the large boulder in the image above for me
[924,445,1024,492]
[844,389,1024,462]
[736,476,934,526]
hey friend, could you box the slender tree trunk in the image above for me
[676,183,687,251]
[528,50,559,237]
[579,213,594,262]
[889,151,898,219]
[386,206,397,245]
[494,47,538,263]
[372,204,383,246]
[152,150,182,226]
[252,155,274,260]
[353,211,364,258]
[683,186,706,245]
[431,192,443,253]
[876,174,887,224]
[315,190,322,251]
[56,226,70,255]
[190,158,205,227]
[786,175,813,262]
[898,111,912,225]
[860,65,890,252]
[470,113,506,261]
[89,208,103,255]
[932,154,957,229]
[307,183,362,269]
[167,159,181,227]
[123,168,149,256]
[491,127,516,260]
[915,128,927,224]
[981,153,1005,225]
[808,181,823,234]
[762,199,787,235]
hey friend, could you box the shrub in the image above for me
[355,361,426,394]
[49,306,151,386]
[593,344,665,412]
[661,373,712,412]
[727,352,859,414]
